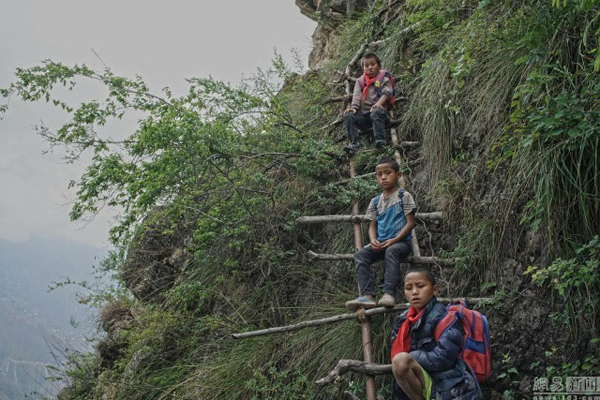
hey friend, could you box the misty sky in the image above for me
[0,0,316,248]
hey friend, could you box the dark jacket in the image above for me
[390,297,481,400]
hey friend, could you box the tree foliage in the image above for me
[1,58,337,246]
[2,54,373,399]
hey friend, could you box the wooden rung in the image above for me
[334,172,375,185]
[232,297,489,339]
[316,360,391,386]
[296,212,443,224]
[307,251,459,266]
[394,140,420,148]
[334,158,422,185]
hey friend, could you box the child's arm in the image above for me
[410,319,462,372]
[379,211,415,249]
[370,77,393,111]
[368,220,382,250]
[344,80,363,114]
[364,198,383,250]
[370,93,389,111]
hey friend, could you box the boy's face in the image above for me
[404,272,439,312]
[375,163,400,191]
[363,57,381,78]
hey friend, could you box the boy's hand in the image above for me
[344,108,357,114]
[379,239,396,249]
[371,94,388,111]
[370,239,382,251]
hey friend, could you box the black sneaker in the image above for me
[375,140,386,150]
[343,143,360,153]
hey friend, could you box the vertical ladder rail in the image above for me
[350,158,377,400]
[345,51,376,399]
[391,126,421,258]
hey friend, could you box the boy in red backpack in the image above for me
[343,52,394,153]
[390,267,481,400]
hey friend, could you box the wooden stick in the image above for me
[316,360,392,386]
[232,297,488,339]
[296,212,443,224]
[344,391,362,400]
[333,158,423,186]
[345,44,367,97]
[334,172,376,185]
[307,251,458,266]
[349,158,378,400]
[395,140,420,148]
[324,95,352,104]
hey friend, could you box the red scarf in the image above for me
[361,73,377,100]
[390,306,425,360]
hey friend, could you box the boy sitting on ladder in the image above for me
[346,156,415,310]
[390,267,482,399]
[343,52,395,153]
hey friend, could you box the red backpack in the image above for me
[358,69,396,110]
[433,300,492,383]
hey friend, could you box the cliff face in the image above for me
[296,0,370,69]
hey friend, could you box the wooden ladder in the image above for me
[233,49,487,399]
[296,122,450,399]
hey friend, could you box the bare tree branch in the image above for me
[316,360,392,386]
[296,212,443,224]
[232,297,489,339]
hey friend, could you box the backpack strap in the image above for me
[433,308,459,342]
[373,194,382,217]
[358,74,367,90]
[398,188,404,210]
[374,70,386,99]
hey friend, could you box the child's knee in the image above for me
[354,246,370,262]
[389,242,410,256]
[371,108,387,118]
[392,352,413,377]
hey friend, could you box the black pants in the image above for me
[344,108,389,145]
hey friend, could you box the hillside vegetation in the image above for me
[2,0,600,398]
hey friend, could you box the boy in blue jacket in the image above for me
[390,267,481,400]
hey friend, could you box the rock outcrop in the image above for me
[120,209,193,303]
[296,0,370,69]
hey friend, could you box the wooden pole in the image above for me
[307,251,460,265]
[231,298,488,339]
[349,158,377,400]
[316,360,392,385]
[296,211,443,224]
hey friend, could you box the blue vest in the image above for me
[373,189,412,241]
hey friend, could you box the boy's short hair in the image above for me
[376,156,400,172]
[404,266,437,286]
[362,52,382,67]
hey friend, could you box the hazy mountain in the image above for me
[0,237,106,399]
